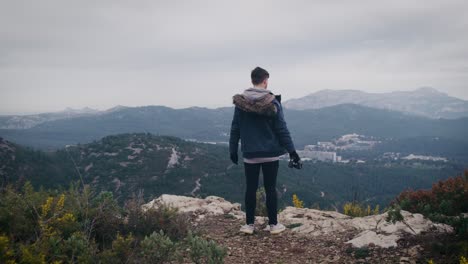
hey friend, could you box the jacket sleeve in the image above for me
[273,101,296,153]
[229,106,240,154]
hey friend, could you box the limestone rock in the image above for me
[279,206,453,248]
[345,230,399,248]
[142,194,244,221]
[278,206,352,236]
[143,194,454,248]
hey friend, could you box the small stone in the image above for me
[407,245,422,258]
[331,256,341,261]
[400,256,410,263]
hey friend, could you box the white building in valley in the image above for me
[298,150,337,162]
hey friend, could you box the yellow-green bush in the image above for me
[0,181,226,263]
[292,194,304,208]
[343,202,379,217]
[460,256,468,264]
[0,234,15,264]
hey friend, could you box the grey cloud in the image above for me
[1,0,468,114]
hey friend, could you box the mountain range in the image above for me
[0,104,467,159]
[0,106,101,129]
[283,87,468,119]
[2,88,467,132]
[1,87,467,165]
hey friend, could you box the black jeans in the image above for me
[244,160,279,225]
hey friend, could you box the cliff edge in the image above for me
[143,194,455,263]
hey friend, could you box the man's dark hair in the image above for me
[251,67,269,85]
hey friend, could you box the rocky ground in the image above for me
[193,214,460,264]
[144,194,461,264]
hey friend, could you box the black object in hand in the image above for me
[288,151,302,169]
[289,151,300,162]
[230,152,238,165]
[288,159,303,169]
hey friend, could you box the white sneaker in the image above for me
[269,223,286,234]
[239,224,255,234]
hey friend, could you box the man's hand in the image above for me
[288,150,302,169]
[289,151,300,163]
[230,152,238,165]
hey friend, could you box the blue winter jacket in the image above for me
[229,94,296,158]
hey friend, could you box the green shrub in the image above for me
[61,231,97,263]
[98,232,135,264]
[0,182,203,263]
[0,234,15,264]
[0,182,44,241]
[386,205,404,224]
[90,191,122,246]
[124,194,191,241]
[140,230,178,264]
[186,231,227,264]
[354,246,369,259]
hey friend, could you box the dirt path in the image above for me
[191,214,439,264]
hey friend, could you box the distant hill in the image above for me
[0,105,232,150]
[283,87,468,119]
[0,133,237,200]
[0,105,233,150]
[0,106,102,129]
[284,104,468,150]
[0,136,75,188]
[58,133,241,202]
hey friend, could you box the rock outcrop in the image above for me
[143,194,454,249]
[279,206,453,248]
[142,194,245,221]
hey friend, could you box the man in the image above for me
[229,66,301,235]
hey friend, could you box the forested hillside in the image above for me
[1,133,462,210]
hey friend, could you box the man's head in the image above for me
[251,66,269,89]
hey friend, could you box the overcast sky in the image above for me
[1,0,468,115]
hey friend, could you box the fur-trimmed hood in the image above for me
[232,88,278,116]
